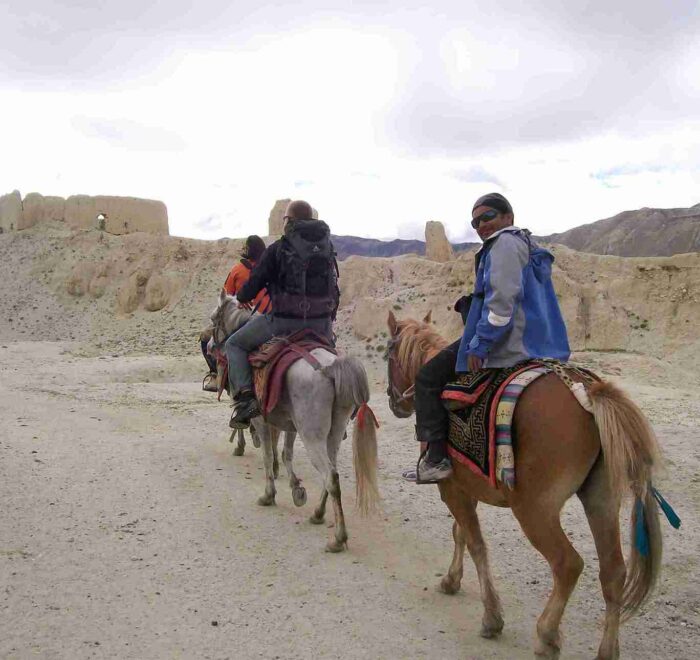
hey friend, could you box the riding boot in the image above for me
[416,438,452,483]
[229,390,261,429]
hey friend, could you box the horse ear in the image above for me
[219,287,227,303]
[387,310,399,336]
[423,310,432,324]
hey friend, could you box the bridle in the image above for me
[211,298,231,346]
[385,336,415,416]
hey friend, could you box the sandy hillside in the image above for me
[1,224,699,659]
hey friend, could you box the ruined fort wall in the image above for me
[0,190,169,236]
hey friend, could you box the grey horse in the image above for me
[211,289,379,552]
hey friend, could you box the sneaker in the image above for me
[416,455,453,484]
[229,394,261,429]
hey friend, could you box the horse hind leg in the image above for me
[325,470,348,553]
[578,458,625,660]
[304,439,347,552]
[511,504,584,658]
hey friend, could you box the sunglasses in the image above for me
[471,209,500,229]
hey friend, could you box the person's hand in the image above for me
[468,354,483,372]
[237,301,252,310]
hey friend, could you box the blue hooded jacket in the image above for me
[456,227,570,371]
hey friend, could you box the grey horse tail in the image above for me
[321,356,370,408]
[321,356,379,515]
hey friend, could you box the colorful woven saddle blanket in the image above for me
[441,362,550,490]
[248,329,337,416]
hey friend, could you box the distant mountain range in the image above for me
[537,204,700,257]
[331,235,475,260]
[332,203,700,260]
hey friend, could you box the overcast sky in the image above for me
[1,1,699,242]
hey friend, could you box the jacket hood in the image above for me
[529,244,555,282]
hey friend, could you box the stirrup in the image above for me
[202,372,217,392]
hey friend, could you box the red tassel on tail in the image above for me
[357,402,380,431]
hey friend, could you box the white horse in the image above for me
[210,289,379,552]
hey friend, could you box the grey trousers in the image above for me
[225,314,332,396]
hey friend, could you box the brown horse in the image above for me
[385,311,663,660]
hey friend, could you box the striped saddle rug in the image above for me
[441,363,550,489]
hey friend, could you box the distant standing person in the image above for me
[200,235,271,391]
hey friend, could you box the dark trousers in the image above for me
[415,339,461,444]
[201,339,217,373]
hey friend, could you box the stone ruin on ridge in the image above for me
[0,190,169,236]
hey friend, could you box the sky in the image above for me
[1,1,699,242]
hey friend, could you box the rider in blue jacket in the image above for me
[415,192,570,483]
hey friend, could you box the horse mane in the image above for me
[396,319,449,382]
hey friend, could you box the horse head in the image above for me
[210,288,252,346]
[385,310,443,419]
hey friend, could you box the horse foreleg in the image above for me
[439,490,503,638]
[439,520,466,595]
[232,429,245,456]
[309,489,328,524]
[271,428,280,480]
[512,505,584,659]
[256,425,276,507]
[282,431,306,507]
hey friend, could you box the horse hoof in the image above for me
[292,486,307,507]
[439,576,460,595]
[257,494,275,507]
[480,618,504,639]
[325,539,347,553]
[232,446,244,457]
[534,637,560,659]
[309,513,325,525]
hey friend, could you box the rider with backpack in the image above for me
[225,200,339,428]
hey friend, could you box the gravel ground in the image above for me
[1,342,698,659]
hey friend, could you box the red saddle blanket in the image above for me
[248,329,337,415]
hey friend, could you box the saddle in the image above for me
[441,360,598,490]
[248,329,337,416]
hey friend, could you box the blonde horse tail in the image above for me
[322,357,380,515]
[588,380,663,620]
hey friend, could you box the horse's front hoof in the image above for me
[257,494,275,507]
[309,513,325,525]
[480,615,504,639]
[534,635,561,659]
[325,539,347,553]
[439,575,461,595]
[232,446,244,456]
[292,486,307,507]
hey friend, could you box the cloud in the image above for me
[71,116,186,152]
[383,2,700,155]
[452,167,504,188]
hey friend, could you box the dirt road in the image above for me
[1,343,698,659]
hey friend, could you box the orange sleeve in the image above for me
[224,262,251,295]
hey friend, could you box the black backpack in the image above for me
[275,219,339,319]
